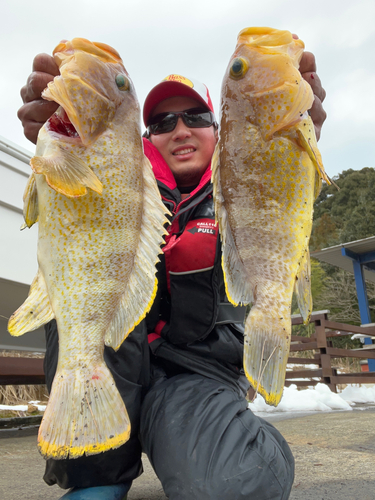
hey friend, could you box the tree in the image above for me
[312,167,375,249]
[308,167,375,333]
[310,213,339,251]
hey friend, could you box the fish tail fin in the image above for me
[8,271,54,336]
[294,247,312,324]
[38,362,130,459]
[243,308,290,406]
[30,148,102,198]
[211,144,253,305]
[105,156,170,350]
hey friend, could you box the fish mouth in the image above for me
[46,107,81,141]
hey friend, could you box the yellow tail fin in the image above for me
[38,362,130,459]
[243,308,290,406]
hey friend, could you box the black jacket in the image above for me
[143,139,246,389]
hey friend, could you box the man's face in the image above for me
[149,96,217,188]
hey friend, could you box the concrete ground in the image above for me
[0,406,374,500]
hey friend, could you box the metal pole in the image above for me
[342,248,375,371]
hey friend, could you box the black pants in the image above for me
[140,373,294,500]
[43,322,294,499]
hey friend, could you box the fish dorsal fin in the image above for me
[30,147,103,198]
[294,247,312,324]
[22,173,39,228]
[8,271,54,336]
[104,156,170,350]
[211,143,253,306]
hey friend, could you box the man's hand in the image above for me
[299,51,327,141]
[18,54,60,144]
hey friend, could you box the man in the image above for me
[18,49,326,500]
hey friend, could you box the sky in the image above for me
[1,0,374,179]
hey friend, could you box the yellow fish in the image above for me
[212,27,331,406]
[8,38,169,458]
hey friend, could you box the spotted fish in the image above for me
[8,38,169,458]
[212,27,331,406]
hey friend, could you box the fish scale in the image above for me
[8,38,169,458]
[212,27,331,406]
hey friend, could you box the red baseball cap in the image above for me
[143,74,215,127]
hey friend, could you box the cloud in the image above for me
[1,0,374,179]
[329,69,375,127]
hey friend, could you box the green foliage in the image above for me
[311,167,375,250]
[310,213,338,252]
[310,167,375,317]
[302,168,375,348]
[295,167,375,342]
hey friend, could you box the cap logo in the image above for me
[163,75,194,88]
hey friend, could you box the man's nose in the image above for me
[172,116,192,139]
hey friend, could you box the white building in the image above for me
[0,135,45,351]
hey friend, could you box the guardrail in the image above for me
[0,357,45,385]
[287,310,375,392]
[1,310,375,392]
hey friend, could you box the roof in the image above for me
[311,236,375,283]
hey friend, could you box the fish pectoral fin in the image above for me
[211,144,252,306]
[22,173,39,228]
[105,156,170,350]
[30,148,103,198]
[294,248,312,324]
[8,271,54,336]
[314,170,322,201]
[295,121,336,194]
[243,310,290,407]
[38,363,130,459]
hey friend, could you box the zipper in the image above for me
[161,194,176,214]
[173,179,212,221]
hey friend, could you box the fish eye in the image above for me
[230,57,249,79]
[115,74,129,91]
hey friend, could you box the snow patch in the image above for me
[248,383,375,414]
[0,401,46,412]
[340,384,375,404]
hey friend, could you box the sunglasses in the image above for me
[146,108,217,136]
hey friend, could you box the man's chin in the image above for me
[172,164,207,189]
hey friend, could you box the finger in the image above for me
[18,99,59,123]
[32,53,60,76]
[17,100,59,144]
[20,71,56,103]
[308,95,327,142]
[20,120,45,145]
[299,51,317,75]
[20,53,60,104]
[302,72,326,103]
